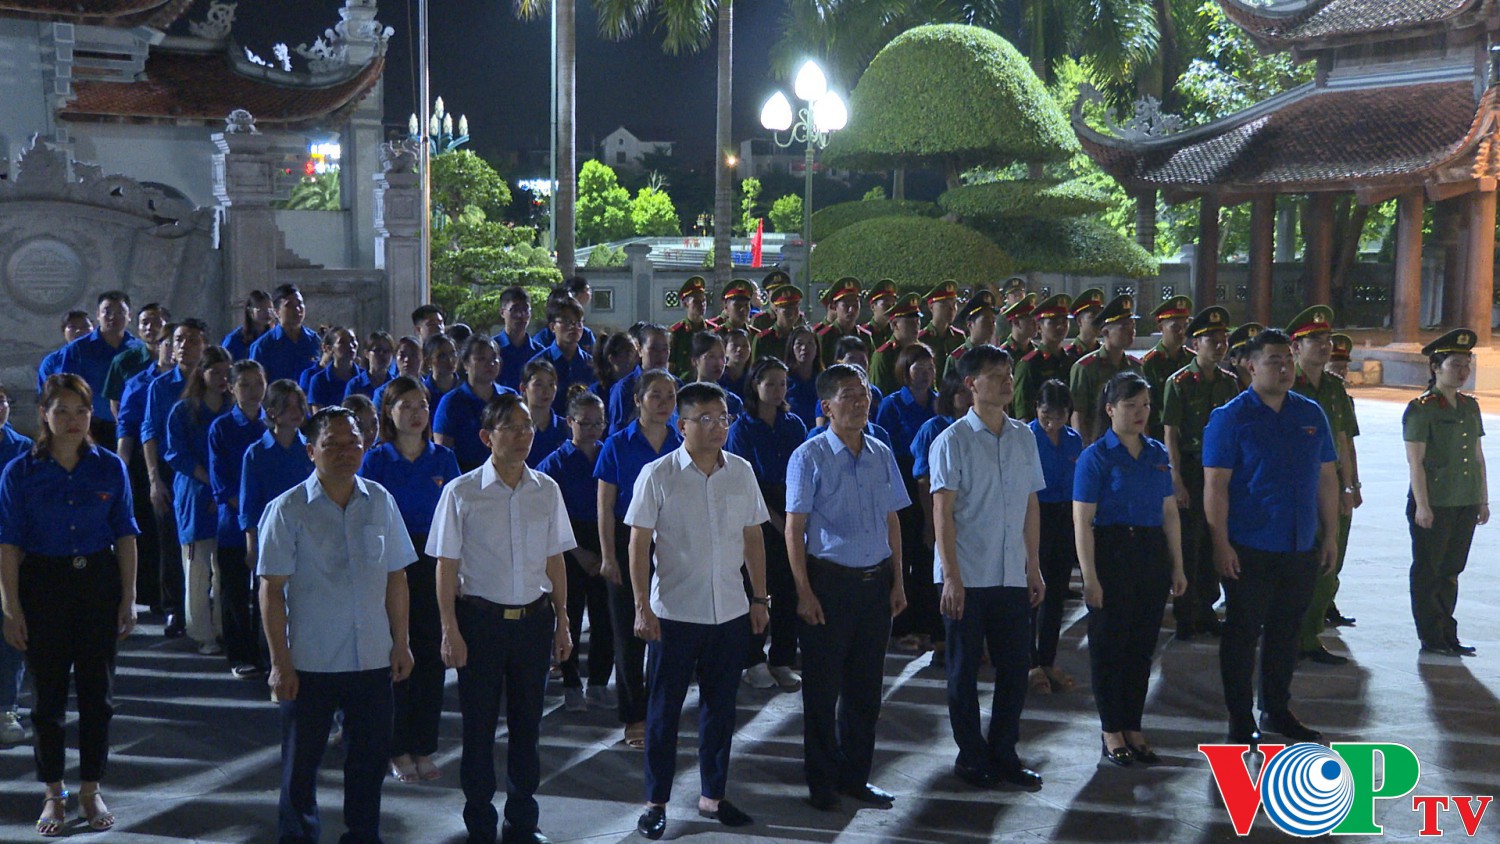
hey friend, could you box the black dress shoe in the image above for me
[840,783,894,805]
[164,614,185,639]
[1299,646,1349,666]
[1449,640,1477,656]
[1260,712,1323,744]
[953,762,1000,788]
[1126,742,1161,764]
[499,825,551,844]
[699,798,753,827]
[1324,605,1355,627]
[1421,643,1461,657]
[1101,737,1133,767]
[1227,716,1261,745]
[806,792,842,812]
[636,805,666,840]
[996,764,1043,790]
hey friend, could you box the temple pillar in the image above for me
[374,143,423,332]
[1391,190,1424,344]
[1134,190,1157,254]
[1463,188,1496,343]
[212,118,280,308]
[1249,195,1275,325]
[1306,193,1335,306]
[1194,194,1220,307]
[1439,201,1467,326]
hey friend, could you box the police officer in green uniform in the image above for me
[1011,293,1073,421]
[669,276,711,379]
[916,280,966,364]
[1065,288,1106,362]
[868,293,921,395]
[815,277,871,367]
[1326,333,1352,380]
[1068,294,1142,444]
[1226,323,1263,390]
[753,284,805,362]
[752,270,794,332]
[994,277,1028,344]
[999,293,1037,362]
[713,279,756,336]
[1286,306,1362,665]
[1162,306,1239,640]
[862,279,898,350]
[943,290,1000,379]
[1141,295,1194,441]
[1403,328,1489,657]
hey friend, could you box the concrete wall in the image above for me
[66,123,222,207]
[0,18,52,166]
[276,209,353,268]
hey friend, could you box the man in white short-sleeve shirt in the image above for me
[428,393,574,844]
[625,382,768,840]
[928,345,1046,792]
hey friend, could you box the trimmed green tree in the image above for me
[813,216,1015,288]
[631,186,681,236]
[768,194,804,233]
[577,160,634,245]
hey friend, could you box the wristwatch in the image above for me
[750,596,770,607]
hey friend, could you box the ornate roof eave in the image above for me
[1217,0,1491,55]
[0,0,196,28]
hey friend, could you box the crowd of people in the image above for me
[0,270,1488,842]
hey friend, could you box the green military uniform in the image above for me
[1402,329,1485,652]
[868,292,920,395]
[750,270,792,332]
[993,276,1027,344]
[753,283,803,362]
[1227,322,1263,390]
[1161,306,1238,637]
[815,277,871,367]
[711,278,756,338]
[862,278,898,350]
[668,276,711,380]
[1068,294,1141,443]
[1010,293,1073,420]
[997,292,1037,365]
[944,290,1000,380]
[1064,287,1105,361]
[917,279,966,364]
[1141,295,1194,440]
[1285,306,1360,657]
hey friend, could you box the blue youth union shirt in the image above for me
[1072,428,1174,527]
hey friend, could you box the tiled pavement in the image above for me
[2,390,1496,842]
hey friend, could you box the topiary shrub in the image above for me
[809,199,937,241]
[812,215,1015,288]
[983,217,1158,278]
[939,179,1112,221]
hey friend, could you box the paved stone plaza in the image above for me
[1,390,1496,843]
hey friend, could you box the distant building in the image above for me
[737,137,850,182]
[600,126,672,170]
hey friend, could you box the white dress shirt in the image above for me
[426,460,576,605]
[625,447,769,625]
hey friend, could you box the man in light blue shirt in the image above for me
[929,345,1045,791]
[258,407,416,844]
[785,364,910,811]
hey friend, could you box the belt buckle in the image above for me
[71,556,87,570]
[502,607,524,620]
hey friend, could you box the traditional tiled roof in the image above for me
[1218,0,1486,49]
[59,48,384,130]
[1076,80,1494,194]
[0,0,196,28]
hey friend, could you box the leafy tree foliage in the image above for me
[813,216,1015,288]
[577,160,634,245]
[769,194,804,233]
[737,177,763,237]
[631,186,681,236]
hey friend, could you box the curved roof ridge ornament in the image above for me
[1071,84,1182,142]
[188,0,236,41]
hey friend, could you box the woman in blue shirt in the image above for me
[0,374,139,834]
[371,335,424,411]
[1029,379,1083,695]
[720,329,752,400]
[238,381,312,547]
[1073,372,1185,767]
[908,366,970,664]
[360,375,460,784]
[784,327,823,427]
[521,359,567,468]
[344,330,396,400]
[0,382,33,745]
[726,357,807,690]
[165,346,232,655]
[878,342,938,652]
[591,331,638,404]
[221,290,273,361]
[434,335,514,472]
[421,334,460,403]
[688,332,744,417]
[305,326,361,411]
[538,386,614,713]
[594,369,680,749]
[207,361,268,677]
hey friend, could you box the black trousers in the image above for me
[218,544,268,669]
[1173,465,1220,630]
[393,541,444,758]
[944,586,1031,773]
[20,551,121,784]
[895,463,939,640]
[1219,543,1317,721]
[456,598,553,842]
[1086,526,1170,733]
[1033,500,1075,667]
[799,557,892,799]
[561,529,614,689]
[645,616,749,804]
[1407,498,1481,648]
[153,463,184,616]
[126,445,161,609]
[745,519,799,668]
[278,668,392,844]
[605,522,648,724]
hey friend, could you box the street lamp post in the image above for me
[760,60,848,303]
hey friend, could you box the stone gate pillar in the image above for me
[374,141,423,331]
[212,112,280,310]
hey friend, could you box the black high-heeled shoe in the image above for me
[1101,736,1133,767]
[1126,740,1161,764]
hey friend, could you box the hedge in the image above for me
[983,217,1158,278]
[825,24,1079,173]
[939,179,1113,221]
[809,199,937,241]
[811,215,1015,288]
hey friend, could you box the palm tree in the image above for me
[596,0,734,286]
[515,0,578,278]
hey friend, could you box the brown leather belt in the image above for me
[460,593,548,620]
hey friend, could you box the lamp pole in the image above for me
[418,0,431,303]
[761,60,847,305]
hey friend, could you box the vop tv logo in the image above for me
[1199,742,1493,837]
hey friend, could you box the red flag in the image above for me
[751,218,764,268]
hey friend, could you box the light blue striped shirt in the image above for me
[785,429,911,568]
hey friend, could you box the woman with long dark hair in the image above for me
[877,342,939,652]
[166,346,233,656]
[1073,372,1185,766]
[1,374,139,834]
[305,327,361,411]
[1030,379,1083,694]
[689,332,743,416]
[521,359,567,468]
[207,360,269,677]
[784,326,824,427]
[434,335,512,472]
[422,334,460,403]
[591,331,639,403]
[345,331,397,400]
[222,290,275,361]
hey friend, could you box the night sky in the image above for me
[231,0,787,169]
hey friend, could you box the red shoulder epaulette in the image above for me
[952,325,967,337]
[815,323,836,336]
[1077,352,1097,367]
[876,340,898,353]
[756,327,777,340]
[1124,353,1140,366]
[670,321,688,332]
[1021,348,1042,362]
[1143,348,1162,363]
[951,346,969,361]
[704,317,721,330]
[1171,368,1199,385]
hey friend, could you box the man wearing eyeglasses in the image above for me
[626,381,770,840]
[527,298,592,416]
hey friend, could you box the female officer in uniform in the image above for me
[1404,329,1489,657]
[1,374,139,834]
